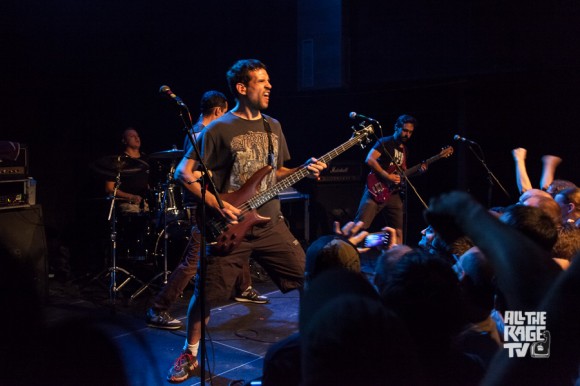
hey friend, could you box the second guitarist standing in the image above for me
[354,114,425,243]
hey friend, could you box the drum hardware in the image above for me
[130,155,184,301]
[90,155,148,305]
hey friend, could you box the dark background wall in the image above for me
[2,0,579,271]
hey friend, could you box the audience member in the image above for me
[424,191,578,385]
[545,179,577,197]
[499,204,559,253]
[373,244,413,293]
[418,223,473,264]
[512,148,563,194]
[262,221,388,386]
[552,223,580,269]
[380,248,484,385]
[520,193,563,229]
[300,269,417,386]
[555,187,580,227]
[453,247,502,368]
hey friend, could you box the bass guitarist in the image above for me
[354,114,426,243]
[166,59,326,383]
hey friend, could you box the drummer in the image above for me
[105,127,150,214]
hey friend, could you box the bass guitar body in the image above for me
[199,125,375,255]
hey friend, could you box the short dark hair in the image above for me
[199,90,227,116]
[529,196,563,228]
[381,249,464,341]
[547,179,577,196]
[500,204,559,251]
[394,114,417,130]
[226,59,267,96]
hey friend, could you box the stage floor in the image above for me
[32,246,380,386]
[44,267,297,386]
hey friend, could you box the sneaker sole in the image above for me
[234,297,269,304]
[167,362,199,383]
[146,322,183,330]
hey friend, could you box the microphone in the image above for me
[453,134,477,144]
[159,85,186,107]
[349,112,379,123]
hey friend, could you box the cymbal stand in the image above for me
[107,170,145,305]
[130,162,175,301]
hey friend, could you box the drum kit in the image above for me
[91,148,191,303]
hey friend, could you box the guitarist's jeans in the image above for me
[197,217,305,309]
[151,219,202,312]
[354,189,404,234]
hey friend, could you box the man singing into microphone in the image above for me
[354,114,426,242]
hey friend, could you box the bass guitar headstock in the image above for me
[439,145,454,158]
[352,124,374,149]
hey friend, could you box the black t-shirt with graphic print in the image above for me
[185,111,291,221]
[372,135,407,173]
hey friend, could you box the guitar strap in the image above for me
[262,117,275,167]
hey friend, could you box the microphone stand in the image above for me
[175,103,224,385]
[464,142,510,207]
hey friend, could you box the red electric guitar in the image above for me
[201,125,374,256]
[367,146,454,204]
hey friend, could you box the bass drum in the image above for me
[116,212,153,261]
[152,220,192,271]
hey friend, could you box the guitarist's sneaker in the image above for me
[146,308,183,330]
[167,350,198,383]
[234,286,269,304]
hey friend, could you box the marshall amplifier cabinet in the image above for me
[317,161,363,184]
[0,144,28,180]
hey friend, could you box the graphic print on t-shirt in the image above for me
[229,131,278,193]
[390,147,404,167]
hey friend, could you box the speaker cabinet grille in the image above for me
[0,205,48,299]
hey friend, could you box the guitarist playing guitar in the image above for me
[354,114,426,243]
[168,59,327,383]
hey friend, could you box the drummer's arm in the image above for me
[175,157,239,220]
[105,181,142,204]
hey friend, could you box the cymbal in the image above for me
[149,148,184,159]
[91,155,149,177]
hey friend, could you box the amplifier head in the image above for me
[317,161,362,184]
[0,144,28,180]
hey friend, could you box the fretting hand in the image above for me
[305,157,327,179]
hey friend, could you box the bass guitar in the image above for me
[202,125,374,255]
[367,146,453,204]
